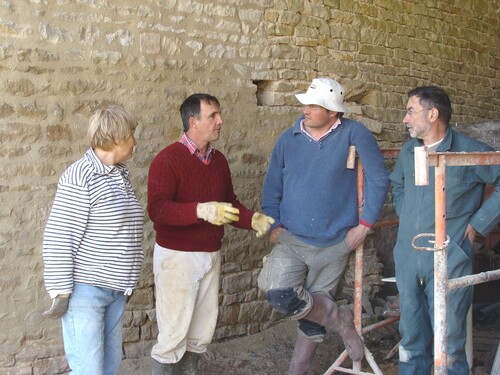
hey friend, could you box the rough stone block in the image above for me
[123,326,140,342]
[140,321,158,341]
[218,304,240,325]
[5,79,35,97]
[238,301,271,323]
[221,272,252,294]
[45,124,72,141]
[16,339,64,362]
[140,33,161,54]
[123,340,155,359]
[32,356,69,375]
[127,287,154,309]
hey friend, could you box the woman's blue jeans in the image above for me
[61,283,127,375]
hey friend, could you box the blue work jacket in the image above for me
[390,127,500,277]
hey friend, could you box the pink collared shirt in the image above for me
[179,133,214,165]
[300,118,341,142]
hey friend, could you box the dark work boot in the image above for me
[175,351,200,375]
[304,293,364,362]
[287,335,319,375]
[152,358,176,375]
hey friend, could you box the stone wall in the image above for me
[0,0,498,373]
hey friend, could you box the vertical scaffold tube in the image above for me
[434,154,448,375]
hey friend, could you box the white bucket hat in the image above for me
[295,78,348,113]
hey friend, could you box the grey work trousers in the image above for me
[258,230,352,339]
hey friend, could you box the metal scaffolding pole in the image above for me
[324,148,400,375]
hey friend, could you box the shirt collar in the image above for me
[179,133,214,157]
[85,148,126,176]
[299,117,342,141]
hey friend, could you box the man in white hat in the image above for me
[258,78,390,374]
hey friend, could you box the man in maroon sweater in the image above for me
[148,93,274,375]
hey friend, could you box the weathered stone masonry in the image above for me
[0,0,498,373]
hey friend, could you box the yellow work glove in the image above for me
[251,212,275,237]
[197,202,240,226]
[43,294,70,319]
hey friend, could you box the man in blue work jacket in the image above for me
[391,86,500,375]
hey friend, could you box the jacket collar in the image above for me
[435,126,452,152]
[409,127,453,153]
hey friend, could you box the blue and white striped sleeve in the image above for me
[42,180,90,298]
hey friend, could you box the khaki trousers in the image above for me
[151,243,220,364]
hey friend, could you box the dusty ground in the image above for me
[119,312,499,375]
[120,318,399,375]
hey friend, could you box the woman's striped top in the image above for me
[42,148,144,298]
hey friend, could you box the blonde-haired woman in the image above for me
[42,104,144,375]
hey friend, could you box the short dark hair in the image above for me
[408,86,452,125]
[180,93,220,132]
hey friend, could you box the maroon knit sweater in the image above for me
[147,142,255,251]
